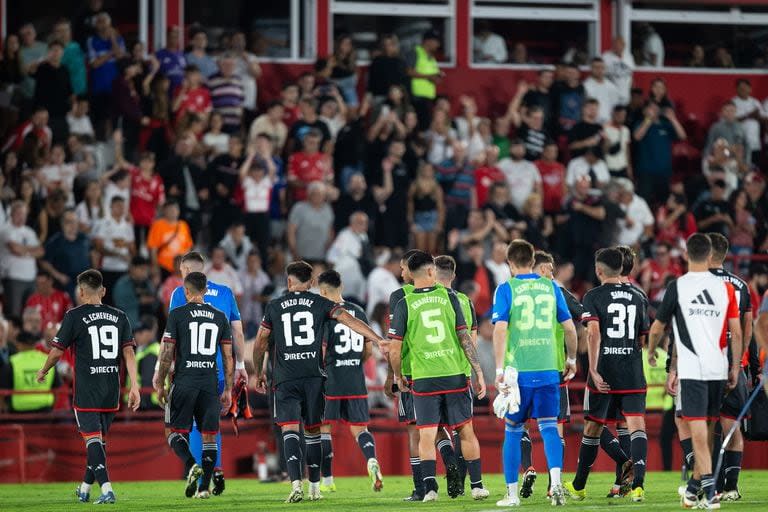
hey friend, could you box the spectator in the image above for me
[702,138,741,197]
[638,22,665,66]
[208,136,245,245]
[219,222,254,272]
[86,12,126,138]
[37,144,92,203]
[204,246,243,297]
[508,82,549,161]
[287,128,334,203]
[230,31,262,125]
[0,331,58,413]
[552,62,585,134]
[146,201,193,278]
[732,79,765,165]
[407,163,445,254]
[280,82,301,128]
[202,112,229,156]
[92,196,136,300]
[566,146,610,191]
[730,188,756,272]
[53,18,87,97]
[21,306,43,340]
[648,78,674,110]
[318,34,358,108]
[687,44,706,68]
[112,256,156,326]
[406,31,442,131]
[510,43,532,65]
[615,178,654,247]
[474,145,505,208]
[498,138,542,212]
[484,182,522,232]
[286,182,334,261]
[74,0,107,48]
[452,208,507,263]
[473,20,508,64]
[712,46,734,68]
[111,58,146,159]
[239,251,271,337]
[583,57,620,124]
[99,165,132,219]
[248,100,287,153]
[155,26,186,91]
[655,191,697,251]
[602,36,635,105]
[24,271,72,331]
[67,96,95,140]
[74,179,103,234]
[185,27,217,79]
[521,69,555,126]
[0,201,43,317]
[436,140,475,228]
[367,34,408,103]
[158,136,208,238]
[326,211,372,301]
[693,179,733,237]
[285,96,332,155]
[39,209,90,299]
[334,172,378,235]
[603,105,632,179]
[455,240,495,315]
[18,23,47,101]
[535,141,567,214]
[633,101,686,205]
[240,139,277,260]
[640,243,683,298]
[208,54,244,134]
[29,41,71,143]
[568,98,603,158]
[318,92,347,141]
[0,33,23,104]
[172,65,211,126]
[485,239,512,284]
[365,250,401,317]
[424,109,456,165]
[2,106,51,154]
[558,175,606,284]
[37,189,68,243]
[125,150,165,248]
[706,101,748,168]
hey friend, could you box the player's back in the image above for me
[710,268,751,314]
[324,301,368,397]
[51,303,134,411]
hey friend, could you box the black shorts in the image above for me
[678,379,726,421]
[413,389,473,429]
[274,377,325,429]
[584,390,646,424]
[324,397,370,425]
[558,385,571,424]
[398,390,416,424]
[165,383,221,434]
[721,372,748,420]
[74,410,115,438]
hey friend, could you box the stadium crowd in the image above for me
[1,7,768,422]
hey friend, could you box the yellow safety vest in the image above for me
[642,348,673,411]
[10,350,54,412]
[124,342,160,406]
[411,45,438,100]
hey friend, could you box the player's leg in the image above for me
[399,387,424,501]
[451,430,466,493]
[211,379,226,496]
[436,427,460,498]
[193,388,223,498]
[347,398,382,492]
[548,384,569,497]
[413,392,442,501]
[74,411,95,502]
[447,389,488,501]
[77,412,117,504]
[497,386,534,506]
[531,384,567,505]
[320,400,338,492]
[303,377,326,501]
[275,381,305,503]
[718,371,747,500]
[165,385,202,498]
[567,386,609,500]
[519,426,536,499]
[624,402,648,502]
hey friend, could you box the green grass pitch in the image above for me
[1,472,767,511]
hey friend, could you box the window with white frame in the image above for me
[185,0,315,60]
[470,0,600,66]
[624,1,768,69]
[330,0,455,63]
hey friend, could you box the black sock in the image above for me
[83,467,95,485]
[283,431,303,482]
[437,437,456,467]
[305,433,322,483]
[723,450,743,492]
[681,438,695,472]
[572,435,600,491]
[321,433,333,478]
[85,438,110,487]
[617,427,631,458]
[600,429,628,486]
[199,442,217,492]
[421,459,438,493]
[466,459,483,489]
[356,431,377,460]
[520,430,532,470]
[630,430,648,489]
[453,431,466,486]
[168,432,196,474]
[686,477,701,496]
[701,473,715,501]
[410,457,424,494]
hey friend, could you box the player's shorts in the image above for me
[74,410,115,438]
[720,371,748,420]
[584,390,646,424]
[273,376,325,429]
[398,381,416,424]
[506,384,560,424]
[678,379,726,421]
[165,383,221,434]
[558,385,571,424]
[324,397,370,425]
[413,388,473,429]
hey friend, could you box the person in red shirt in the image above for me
[127,151,166,246]
[655,191,697,250]
[281,82,301,128]
[474,145,506,207]
[287,129,332,202]
[640,242,684,299]
[172,64,212,126]
[535,140,567,214]
[1,107,52,154]
[25,272,72,333]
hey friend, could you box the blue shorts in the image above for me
[505,384,560,424]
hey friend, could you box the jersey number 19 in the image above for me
[87,325,119,360]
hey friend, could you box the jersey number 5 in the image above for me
[87,325,119,360]
[281,311,315,346]
[420,309,446,344]
[189,322,219,356]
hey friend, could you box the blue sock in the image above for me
[503,422,524,485]
[190,423,202,463]
[538,419,563,470]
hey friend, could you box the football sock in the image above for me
[305,433,322,483]
[572,435,600,491]
[630,430,648,489]
[723,450,743,492]
[539,419,563,474]
[600,428,628,486]
[100,482,112,495]
[453,430,467,485]
[83,467,95,487]
[520,429,533,470]
[283,431,303,483]
[681,437,695,472]
[168,432,196,474]
[617,427,631,458]
[321,433,333,478]
[503,423,524,485]
[421,459,438,493]
[410,457,424,495]
[686,477,701,496]
[701,473,715,501]
[200,442,217,492]
[356,431,377,461]
[466,458,483,489]
[437,437,456,467]
[85,438,110,487]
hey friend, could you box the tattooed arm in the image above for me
[155,341,175,405]
[458,328,486,399]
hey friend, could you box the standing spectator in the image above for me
[484,182,522,232]
[2,107,51,154]
[693,179,733,237]
[568,98,603,158]
[333,172,377,235]
[286,182,334,261]
[473,20,508,64]
[508,82,549,160]
[521,69,555,127]
[638,23,665,66]
[208,136,245,245]
[67,96,95,140]
[319,34,358,108]
[202,112,229,156]
[407,31,443,131]
[240,143,277,261]
[172,65,211,126]
[37,189,68,243]
[219,222,254,272]
[239,251,270,337]
[185,27,217,79]
[706,101,748,168]
[535,141,567,214]
[648,78,674,110]
[86,13,126,138]
[583,57,620,124]
[365,250,402,317]
[565,146,610,191]
[248,101,287,153]
[424,109,456,165]
[111,58,145,159]
[0,201,43,317]
[158,137,208,238]
[18,23,47,101]
[0,331,58,413]
[285,96,331,155]
[74,179,103,234]
[371,141,407,249]
[558,175,606,283]
[126,151,165,249]
[30,42,71,143]
[551,63,585,134]
[326,211,371,301]
[146,201,193,278]
[732,79,764,166]
[53,19,87,97]
[280,82,301,128]
[498,139,542,212]
[436,140,476,229]
[74,0,107,50]
[39,209,91,299]
[112,256,156,326]
[24,272,72,331]
[204,246,243,297]
[485,240,512,285]
[603,105,632,179]
[92,196,135,301]
[655,192,697,251]
[730,188,756,272]
[602,36,634,105]
[367,34,407,104]
[640,243,682,298]
[633,101,686,205]
[287,129,333,202]
[407,163,444,255]
[0,34,23,99]
[155,26,186,91]
[615,178,654,247]
[37,144,92,203]
[230,31,262,125]
[208,54,244,134]
[474,145,505,208]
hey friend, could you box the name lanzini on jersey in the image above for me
[190,309,215,319]
[82,312,120,324]
[279,297,315,309]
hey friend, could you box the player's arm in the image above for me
[458,329,486,399]
[742,310,753,358]
[585,319,609,392]
[251,325,271,393]
[155,340,175,405]
[647,320,667,365]
[649,279,677,366]
[231,320,248,380]
[38,314,73,382]
[387,299,408,391]
[122,344,140,411]
[491,282,512,388]
[726,283,743,390]
[553,283,577,379]
[220,342,234,409]
[333,308,388,354]
[36,347,64,383]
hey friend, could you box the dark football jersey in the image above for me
[581,282,649,392]
[51,304,135,411]
[559,285,584,384]
[261,290,340,386]
[324,301,369,397]
[162,302,232,390]
[710,268,751,317]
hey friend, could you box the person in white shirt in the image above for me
[66,97,96,141]
[614,178,654,246]
[38,144,93,206]
[1,201,45,317]
[240,139,277,262]
[238,251,271,337]
[497,139,542,211]
[603,105,633,179]
[583,57,620,124]
[202,112,230,156]
[365,251,402,317]
[204,246,243,297]
[219,222,254,272]
[732,79,765,165]
[640,23,665,67]
[485,239,512,285]
[92,195,136,300]
[230,31,261,121]
[326,211,370,301]
[601,36,635,105]
[566,147,610,190]
[473,20,508,64]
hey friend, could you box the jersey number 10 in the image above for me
[189,322,219,356]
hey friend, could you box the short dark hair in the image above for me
[110,195,125,205]
[533,250,554,268]
[77,269,103,291]
[595,248,623,276]
[407,251,435,274]
[48,40,64,49]
[736,78,750,87]
[584,97,599,106]
[286,261,313,283]
[686,233,712,263]
[131,256,150,267]
[507,240,534,267]
[591,57,604,64]
[615,245,636,277]
[184,271,208,294]
[181,251,205,265]
[317,269,342,289]
[707,232,729,262]
[434,255,456,275]
[402,249,423,264]
[184,64,200,74]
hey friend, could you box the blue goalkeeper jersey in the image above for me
[169,280,241,382]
